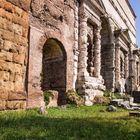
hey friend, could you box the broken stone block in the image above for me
[110,99,124,107]
[47,90,58,108]
[129,112,140,117]
[85,100,93,106]
[106,105,117,112]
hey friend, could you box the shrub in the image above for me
[93,95,110,105]
[104,90,113,98]
[67,89,84,107]
[43,90,54,105]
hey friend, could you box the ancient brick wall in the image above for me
[0,0,30,110]
[27,0,76,107]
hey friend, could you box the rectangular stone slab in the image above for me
[129,112,140,117]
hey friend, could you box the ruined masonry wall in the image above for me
[0,0,30,110]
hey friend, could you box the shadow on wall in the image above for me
[41,38,67,105]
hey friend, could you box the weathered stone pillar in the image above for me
[129,43,135,92]
[136,60,139,86]
[134,54,138,87]
[115,43,121,83]
[106,17,115,91]
[78,7,88,77]
[94,25,102,78]
[73,2,79,88]
[137,61,140,86]
[124,53,129,78]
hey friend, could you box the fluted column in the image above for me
[94,25,101,78]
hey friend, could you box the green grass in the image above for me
[0,105,140,140]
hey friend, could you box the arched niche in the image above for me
[41,38,67,105]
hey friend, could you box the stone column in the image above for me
[73,2,79,88]
[136,60,139,85]
[107,17,115,91]
[115,42,121,83]
[134,54,138,87]
[137,61,140,86]
[78,7,88,77]
[124,53,129,78]
[129,43,135,92]
[94,25,102,78]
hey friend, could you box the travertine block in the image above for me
[13,53,25,65]
[8,91,26,100]
[0,71,9,81]
[7,101,26,109]
[0,100,6,110]
[0,90,8,100]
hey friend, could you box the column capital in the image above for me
[79,6,88,22]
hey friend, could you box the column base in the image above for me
[76,76,106,106]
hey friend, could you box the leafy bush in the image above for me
[104,90,113,98]
[43,90,54,105]
[103,90,114,102]
[67,89,84,107]
[93,95,110,105]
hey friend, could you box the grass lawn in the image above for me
[0,105,140,140]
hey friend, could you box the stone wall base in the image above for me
[76,76,105,106]
[0,91,26,111]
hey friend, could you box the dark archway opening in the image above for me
[120,56,124,78]
[87,35,95,77]
[41,38,67,105]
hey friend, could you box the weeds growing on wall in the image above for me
[104,90,131,101]
[67,89,84,107]
[43,90,54,105]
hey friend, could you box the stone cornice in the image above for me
[116,0,136,31]
[125,0,136,18]
[114,29,131,45]
[82,0,105,15]
[133,49,140,56]
[108,0,136,37]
